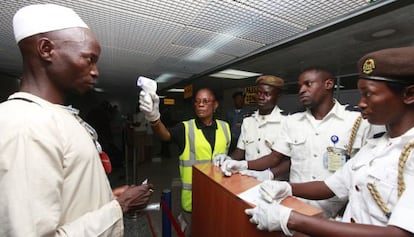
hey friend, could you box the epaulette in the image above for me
[345,104,361,112]
[242,111,254,119]
[373,132,386,139]
[280,110,290,116]
[287,107,306,115]
[291,106,306,114]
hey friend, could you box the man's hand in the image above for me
[112,185,129,199]
[139,91,160,122]
[116,184,154,213]
[245,200,293,235]
[259,180,292,203]
[221,160,248,176]
[213,154,232,166]
[239,169,274,181]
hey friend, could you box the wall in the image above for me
[0,76,19,102]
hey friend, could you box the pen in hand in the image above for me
[141,178,154,192]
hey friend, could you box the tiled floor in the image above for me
[108,141,182,237]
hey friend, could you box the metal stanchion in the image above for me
[162,189,172,237]
[132,145,137,184]
[123,128,130,185]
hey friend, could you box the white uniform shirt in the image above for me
[325,128,414,234]
[0,92,123,237]
[237,106,285,161]
[272,101,384,217]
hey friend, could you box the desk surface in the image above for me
[192,163,322,237]
[194,163,322,215]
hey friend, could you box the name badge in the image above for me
[324,147,346,172]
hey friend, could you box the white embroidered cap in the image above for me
[13,4,89,43]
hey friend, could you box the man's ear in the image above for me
[37,38,55,61]
[403,85,414,105]
[325,78,334,90]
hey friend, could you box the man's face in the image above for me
[357,79,404,125]
[255,84,279,114]
[298,70,331,109]
[49,28,101,94]
[233,94,244,109]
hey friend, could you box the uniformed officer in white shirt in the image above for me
[221,67,384,218]
[245,46,414,237]
[214,75,288,181]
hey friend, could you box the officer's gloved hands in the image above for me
[213,154,232,166]
[259,180,292,203]
[221,160,248,176]
[139,91,160,122]
[239,169,274,181]
[245,200,293,235]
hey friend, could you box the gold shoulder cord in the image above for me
[367,141,414,218]
[346,115,362,160]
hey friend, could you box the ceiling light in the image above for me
[94,87,105,92]
[156,73,174,83]
[167,88,185,92]
[371,28,396,38]
[334,84,345,89]
[209,69,262,79]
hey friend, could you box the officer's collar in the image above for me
[300,99,345,121]
[252,105,283,122]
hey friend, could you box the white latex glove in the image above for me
[139,90,160,122]
[221,160,248,176]
[213,154,232,167]
[259,180,292,203]
[239,169,274,181]
[245,200,293,235]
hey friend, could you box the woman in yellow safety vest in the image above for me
[139,87,231,234]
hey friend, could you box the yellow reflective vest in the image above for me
[179,119,230,212]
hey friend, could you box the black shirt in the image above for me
[168,118,218,155]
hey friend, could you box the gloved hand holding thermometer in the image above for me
[137,76,160,122]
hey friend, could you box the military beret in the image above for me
[232,91,244,98]
[256,75,284,88]
[357,47,414,84]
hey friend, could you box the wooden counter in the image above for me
[192,163,322,237]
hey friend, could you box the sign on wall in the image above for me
[184,84,193,99]
[163,98,175,105]
[244,86,257,105]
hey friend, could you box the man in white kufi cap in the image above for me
[0,4,153,236]
[13,4,89,43]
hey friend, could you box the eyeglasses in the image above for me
[194,98,214,105]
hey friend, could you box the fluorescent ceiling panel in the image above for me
[167,88,185,92]
[209,69,262,79]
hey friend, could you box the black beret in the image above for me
[357,47,414,84]
[232,91,244,98]
[256,75,284,88]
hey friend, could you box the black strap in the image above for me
[8,97,38,104]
